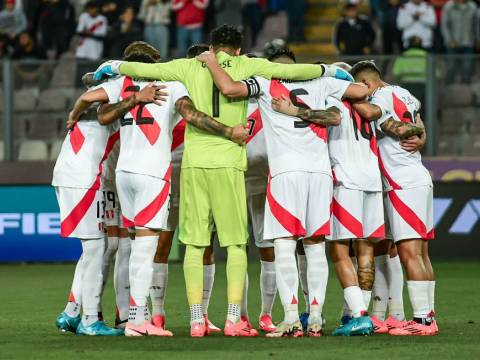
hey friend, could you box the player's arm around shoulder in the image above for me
[271,94,341,126]
[175,96,248,145]
[196,51,251,98]
[67,85,109,129]
[97,82,168,125]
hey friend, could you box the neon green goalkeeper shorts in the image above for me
[178,168,248,247]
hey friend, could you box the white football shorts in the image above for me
[103,180,123,228]
[247,192,272,248]
[327,187,385,241]
[116,171,170,230]
[264,172,332,240]
[55,186,104,239]
[384,185,435,242]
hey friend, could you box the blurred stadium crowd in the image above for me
[1,0,480,161]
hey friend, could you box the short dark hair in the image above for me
[350,60,382,78]
[187,43,209,58]
[124,41,161,62]
[268,48,296,63]
[124,53,156,63]
[210,25,243,50]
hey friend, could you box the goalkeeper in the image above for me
[93,25,353,338]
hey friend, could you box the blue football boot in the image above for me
[340,315,353,325]
[332,316,374,336]
[76,320,124,336]
[56,312,81,333]
[299,312,309,332]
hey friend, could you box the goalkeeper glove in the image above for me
[93,60,124,81]
[321,64,354,82]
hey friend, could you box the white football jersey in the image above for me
[245,99,268,195]
[327,97,382,191]
[101,76,188,179]
[102,122,120,187]
[255,76,349,177]
[371,85,432,190]
[52,102,116,190]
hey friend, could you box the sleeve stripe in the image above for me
[242,77,261,98]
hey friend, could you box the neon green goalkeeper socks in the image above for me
[226,245,247,305]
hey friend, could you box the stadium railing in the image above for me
[1,54,480,164]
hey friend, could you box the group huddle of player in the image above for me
[52,24,437,338]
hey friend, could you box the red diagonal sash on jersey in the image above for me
[378,152,401,190]
[343,100,378,156]
[246,108,263,144]
[311,219,331,237]
[269,80,327,142]
[134,165,172,226]
[266,175,306,237]
[392,92,413,123]
[332,198,363,238]
[121,77,160,145]
[388,190,430,239]
[78,19,105,46]
[171,119,186,151]
[61,131,120,237]
[69,126,85,154]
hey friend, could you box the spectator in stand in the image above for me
[287,0,305,42]
[334,3,376,55]
[108,5,143,58]
[0,0,27,40]
[393,35,427,109]
[12,30,46,59]
[75,1,107,86]
[430,0,449,52]
[99,1,123,26]
[37,0,75,59]
[172,0,209,57]
[0,32,13,58]
[139,0,171,59]
[241,0,263,49]
[76,1,107,60]
[214,0,242,29]
[442,0,477,83]
[380,0,406,54]
[397,0,436,50]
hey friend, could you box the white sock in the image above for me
[407,280,430,319]
[128,235,158,325]
[372,255,389,320]
[341,299,352,318]
[64,254,84,317]
[190,304,204,325]
[296,253,309,313]
[150,263,168,316]
[429,280,436,315]
[275,240,299,324]
[344,286,367,318]
[387,255,405,320]
[80,238,104,326]
[227,303,241,323]
[260,260,277,316]
[303,243,328,320]
[202,264,215,315]
[114,236,130,322]
[241,272,249,318]
[362,290,372,311]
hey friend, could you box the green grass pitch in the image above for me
[1,261,479,359]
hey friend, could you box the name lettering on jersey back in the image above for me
[202,60,232,69]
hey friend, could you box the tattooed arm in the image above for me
[400,114,427,152]
[97,83,167,125]
[175,96,249,145]
[271,95,341,126]
[380,117,425,140]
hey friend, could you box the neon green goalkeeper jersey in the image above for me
[119,51,324,170]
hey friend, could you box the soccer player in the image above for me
[92,24,353,337]
[350,60,437,336]
[199,47,369,337]
[273,61,382,336]
[53,74,151,336]
[96,52,248,337]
